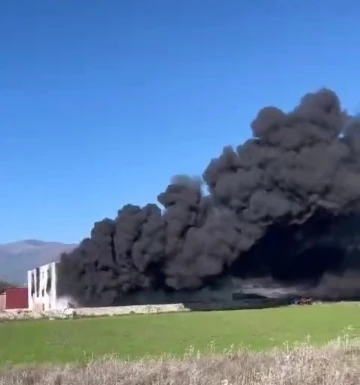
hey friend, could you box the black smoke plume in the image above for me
[57,88,360,307]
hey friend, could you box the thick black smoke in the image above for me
[57,88,360,306]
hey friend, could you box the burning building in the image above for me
[54,88,360,308]
[27,262,71,311]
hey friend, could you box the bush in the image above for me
[0,337,359,385]
[0,280,15,294]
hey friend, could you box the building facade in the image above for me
[4,287,28,309]
[27,261,68,311]
[0,288,29,311]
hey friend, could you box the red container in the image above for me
[5,287,28,310]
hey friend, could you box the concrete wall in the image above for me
[72,301,264,317]
[0,297,293,320]
[0,293,5,311]
[27,262,65,311]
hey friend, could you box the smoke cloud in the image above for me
[57,88,360,306]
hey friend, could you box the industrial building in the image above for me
[27,261,69,311]
[23,262,296,312]
[0,262,69,313]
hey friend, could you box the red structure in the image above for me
[4,287,28,310]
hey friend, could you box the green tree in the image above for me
[0,280,15,294]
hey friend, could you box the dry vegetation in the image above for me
[1,336,359,385]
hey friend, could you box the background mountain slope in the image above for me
[0,240,76,284]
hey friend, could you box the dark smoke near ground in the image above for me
[57,88,360,307]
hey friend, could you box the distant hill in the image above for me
[0,240,77,284]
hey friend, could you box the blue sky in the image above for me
[1,0,359,243]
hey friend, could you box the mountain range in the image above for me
[0,240,77,284]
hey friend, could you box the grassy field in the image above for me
[0,304,359,365]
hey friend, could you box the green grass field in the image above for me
[0,304,359,365]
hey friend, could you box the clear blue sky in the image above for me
[1,0,359,243]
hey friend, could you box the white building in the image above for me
[27,262,70,311]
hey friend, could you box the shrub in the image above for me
[0,337,359,385]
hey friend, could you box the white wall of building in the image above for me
[27,261,68,311]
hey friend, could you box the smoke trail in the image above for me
[57,88,360,306]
